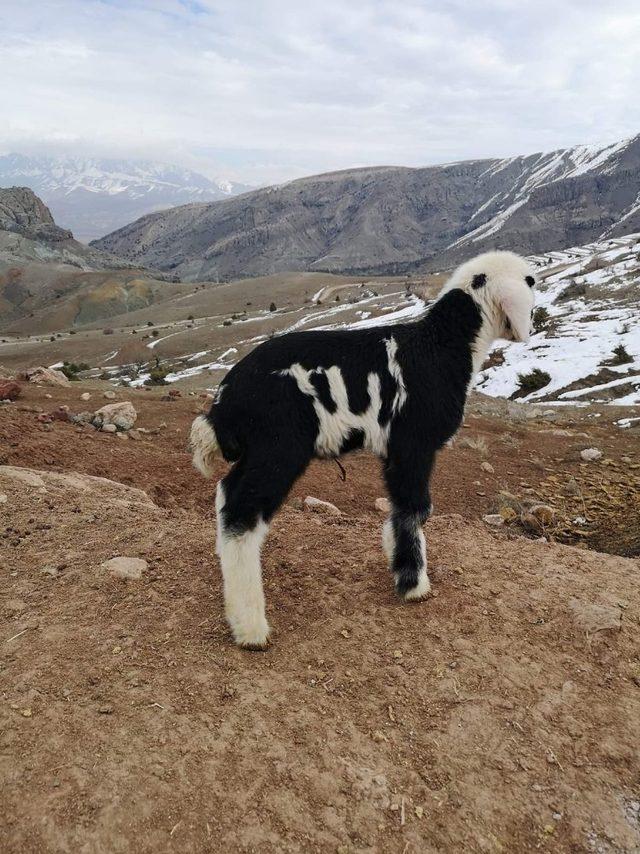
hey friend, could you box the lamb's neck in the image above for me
[470,320,497,377]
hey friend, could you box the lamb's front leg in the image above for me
[383,446,435,601]
[384,508,431,600]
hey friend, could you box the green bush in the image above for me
[611,344,633,365]
[144,363,170,386]
[60,361,90,381]
[532,306,550,331]
[516,368,551,393]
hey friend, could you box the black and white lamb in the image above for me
[191,250,536,648]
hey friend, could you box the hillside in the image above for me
[91,135,640,281]
[0,154,252,243]
[0,186,179,329]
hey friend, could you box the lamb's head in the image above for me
[440,250,536,343]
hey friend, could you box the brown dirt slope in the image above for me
[1,384,640,853]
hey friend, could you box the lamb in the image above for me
[190,250,536,649]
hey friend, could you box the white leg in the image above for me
[382,517,394,563]
[215,483,270,648]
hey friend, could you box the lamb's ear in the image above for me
[498,286,532,343]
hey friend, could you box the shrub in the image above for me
[269,302,277,312]
[516,368,551,393]
[60,361,90,381]
[144,360,170,386]
[532,306,550,331]
[611,344,633,365]
[146,320,154,327]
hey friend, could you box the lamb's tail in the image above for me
[190,414,220,478]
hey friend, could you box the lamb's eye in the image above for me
[525,275,535,288]
[472,273,486,289]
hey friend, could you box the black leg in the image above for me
[383,441,436,600]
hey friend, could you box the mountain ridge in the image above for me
[91,134,640,281]
[0,154,252,242]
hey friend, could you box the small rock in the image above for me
[103,391,116,400]
[40,564,59,577]
[52,405,70,422]
[80,392,92,401]
[304,496,341,516]
[21,708,32,718]
[93,401,137,431]
[375,497,391,514]
[480,461,494,473]
[102,556,147,580]
[580,447,602,462]
[0,380,21,401]
[483,514,504,527]
[569,599,622,633]
[25,366,69,386]
[101,423,117,433]
[0,493,7,504]
[530,504,555,526]
[98,705,113,714]
[415,806,424,819]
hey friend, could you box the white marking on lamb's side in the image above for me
[215,482,270,648]
[385,337,407,414]
[190,415,219,478]
[213,383,225,404]
[277,363,390,457]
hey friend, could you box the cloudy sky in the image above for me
[1,0,639,185]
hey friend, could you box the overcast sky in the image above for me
[1,0,639,185]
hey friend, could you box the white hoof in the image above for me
[229,614,271,649]
[402,570,431,602]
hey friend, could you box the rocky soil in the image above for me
[1,380,639,853]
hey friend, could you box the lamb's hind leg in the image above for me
[216,480,270,649]
[383,446,435,601]
[216,449,310,649]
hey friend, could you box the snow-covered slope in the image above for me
[0,154,252,243]
[477,234,640,405]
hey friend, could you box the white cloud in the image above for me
[0,0,639,184]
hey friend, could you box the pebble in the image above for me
[480,461,494,473]
[580,447,602,462]
[101,556,148,580]
[482,514,504,527]
[80,392,91,401]
[101,424,117,433]
[374,497,391,514]
[103,391,116,400]
[304,496,342,516]
[0,493,7,504]
[40,564,59,577]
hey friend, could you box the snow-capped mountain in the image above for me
[91,133,640,281]
[0,154,252,243]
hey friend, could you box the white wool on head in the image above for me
[439,250,536,344]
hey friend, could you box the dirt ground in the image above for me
[1,383,640,853]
